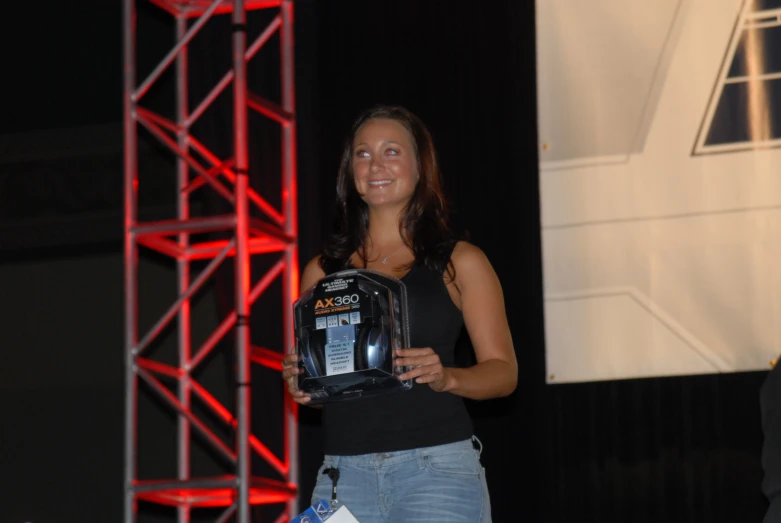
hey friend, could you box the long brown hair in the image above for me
[320,105,459,277]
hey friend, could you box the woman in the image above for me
[282,105,517,522]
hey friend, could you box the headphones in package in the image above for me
[299,307,391,378]
[293,269,412,404]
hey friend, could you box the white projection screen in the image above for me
[537,0,781,383]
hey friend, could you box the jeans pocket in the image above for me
[313,460,335,492]
[311,462,333,505]
[316,462,327,478]
[424,450,481,476]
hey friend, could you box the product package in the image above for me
[293,269,413,404]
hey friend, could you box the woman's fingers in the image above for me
[281,353,301,381]
[283,372,311,404]
[413,371,443,384]
[282,353,300,367]
[395,347,434,358]
[280,351,312,403]
[398,362,443,382]
[395,347,439,369]
[291,389,312,404]
[394,348,447,387]
[396,355,439,368]
[281,365,301,379]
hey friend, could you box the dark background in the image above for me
[0,1,770,521]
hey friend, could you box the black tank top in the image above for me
[321,256,474,455]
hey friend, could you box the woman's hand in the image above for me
[396,348,453,393]
[281,351,312,405]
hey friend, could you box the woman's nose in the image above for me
[370,155,385,172]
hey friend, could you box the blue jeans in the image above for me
[311,437,491,523]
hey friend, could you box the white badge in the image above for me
[328,505,360,522]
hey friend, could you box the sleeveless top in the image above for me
[321,254,474,455]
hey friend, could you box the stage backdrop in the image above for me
[537,0,781,383]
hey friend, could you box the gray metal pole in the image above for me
[280,0,300,517]
[175,12,192,523]
[232,0,252,521]
[123,0,138,521]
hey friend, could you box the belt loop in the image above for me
[416,446,426,470]
[472,435,483,457]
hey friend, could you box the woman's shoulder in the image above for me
[451,241,487,264]
[301,254,327,291]
[304,253,324,267]
[450,241,495,282]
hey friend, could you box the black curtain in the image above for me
[198,1,769,521]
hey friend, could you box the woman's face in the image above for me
[352,118,419,210]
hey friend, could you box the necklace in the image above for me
[381,245,406,264]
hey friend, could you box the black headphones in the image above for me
[299,291,393,378]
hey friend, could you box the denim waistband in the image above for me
[323,436,483,468]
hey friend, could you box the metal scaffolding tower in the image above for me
[123,0,299,521]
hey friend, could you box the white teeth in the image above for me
[368,180,392,187]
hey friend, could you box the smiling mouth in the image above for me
[367,180,392,188]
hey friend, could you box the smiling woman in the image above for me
[281,105,517,523]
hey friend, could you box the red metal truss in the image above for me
[123,0,299,522]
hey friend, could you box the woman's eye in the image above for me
[355,150,369,158]
[385,148,399,156]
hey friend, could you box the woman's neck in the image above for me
[367,206,406,249]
